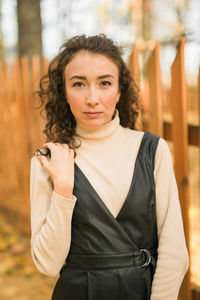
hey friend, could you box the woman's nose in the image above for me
[86,88,99,106]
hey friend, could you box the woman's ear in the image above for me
[116,92,120,103]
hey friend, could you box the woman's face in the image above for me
[64,50,120,128]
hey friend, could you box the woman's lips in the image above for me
[84,112,103,118]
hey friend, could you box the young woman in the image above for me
[30,34,189,300]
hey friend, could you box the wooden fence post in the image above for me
[42,56,49,76]
[128,44,143,130]
[31,54,43,152]
[0,60,22,219]
[171,38,191,300]
[128,44,140,86]
[199,69,200,169]
[21,56,32,160]
[11,58,30,226]
[0,62,9,164]
[146,42,163,137]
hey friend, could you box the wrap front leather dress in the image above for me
[52,132,159,300]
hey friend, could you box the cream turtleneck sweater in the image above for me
[30,111,189,300]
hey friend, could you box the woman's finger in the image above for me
[37,154,48,168]
[62,144,70,151]
[69,148,74,155]
[42,142,56,150]
[42,142,63,155]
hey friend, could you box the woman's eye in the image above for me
[72,82,84,87]
[101,81,111,86]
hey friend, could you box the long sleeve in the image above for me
[30,155,77,277]
[150,138,189,300]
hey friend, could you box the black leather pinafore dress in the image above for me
[52,132,159,300]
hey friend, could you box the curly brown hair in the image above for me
[36,34,140,149]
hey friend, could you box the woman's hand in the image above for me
[37,142,75,198]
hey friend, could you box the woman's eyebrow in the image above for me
[69,75,86,80]
[98,74,114,79]
[69,74,114,81]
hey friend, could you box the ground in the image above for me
[0,216,57,300]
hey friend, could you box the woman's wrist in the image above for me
[53,181,73,199]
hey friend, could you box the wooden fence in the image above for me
[129,38,200,300]
[0,38,199,299]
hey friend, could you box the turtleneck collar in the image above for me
[75,110,120,141]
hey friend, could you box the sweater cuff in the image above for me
[52,190,77,207]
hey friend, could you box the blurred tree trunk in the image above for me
[131,0,143,40]
[17,0,42,57]
[142,0,153,41]
[0,0,4,60]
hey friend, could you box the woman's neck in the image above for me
[75,110,120,141]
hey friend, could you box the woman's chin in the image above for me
[77,114,112,128]
[82,120,106,128]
